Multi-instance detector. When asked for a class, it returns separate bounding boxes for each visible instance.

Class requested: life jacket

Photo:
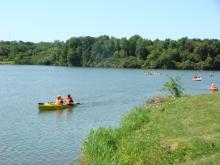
[65,97,73,105]
[56,98,63,105]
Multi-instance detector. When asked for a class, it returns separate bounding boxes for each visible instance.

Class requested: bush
[161,76,184,97]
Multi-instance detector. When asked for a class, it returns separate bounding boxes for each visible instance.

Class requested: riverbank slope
[81,94,220,164]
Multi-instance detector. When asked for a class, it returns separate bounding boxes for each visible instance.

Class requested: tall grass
[81,94,220,165]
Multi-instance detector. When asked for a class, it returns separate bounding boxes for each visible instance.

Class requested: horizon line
[1,35,220,43]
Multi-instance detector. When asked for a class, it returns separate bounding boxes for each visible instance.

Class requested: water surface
[0,65,219,164]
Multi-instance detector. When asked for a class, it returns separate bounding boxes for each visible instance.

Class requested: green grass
[81,94,220,165]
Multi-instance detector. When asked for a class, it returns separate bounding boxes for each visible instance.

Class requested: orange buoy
[210,84,218,91]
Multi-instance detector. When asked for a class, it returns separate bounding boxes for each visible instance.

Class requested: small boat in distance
[144,71,161,76]
[192,75,202,81]
[210,84,218,92]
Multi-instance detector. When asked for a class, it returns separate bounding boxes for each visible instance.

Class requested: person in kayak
[65,94,74,105]
[55,96,64,105]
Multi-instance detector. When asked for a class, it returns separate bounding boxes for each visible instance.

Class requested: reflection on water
[38,108,75,122]
[56,110,62,119]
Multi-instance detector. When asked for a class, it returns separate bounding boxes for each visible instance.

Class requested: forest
[1,35,220,70]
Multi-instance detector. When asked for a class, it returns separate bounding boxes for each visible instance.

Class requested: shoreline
[80,94,220,164]
[1,63,220,71]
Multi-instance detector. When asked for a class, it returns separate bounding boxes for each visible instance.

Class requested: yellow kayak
[38,102,79,111]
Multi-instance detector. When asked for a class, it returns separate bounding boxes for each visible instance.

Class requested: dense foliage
[1,35,220,69]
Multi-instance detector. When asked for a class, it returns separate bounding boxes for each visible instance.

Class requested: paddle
[67,102,81,106]
[38,102,55,105]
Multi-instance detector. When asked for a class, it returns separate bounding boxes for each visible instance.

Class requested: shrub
[161,76,184,97]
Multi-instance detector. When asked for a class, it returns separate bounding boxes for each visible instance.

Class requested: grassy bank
[81,94,220,165]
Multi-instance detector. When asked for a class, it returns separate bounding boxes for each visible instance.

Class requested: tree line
[1,35,220,70]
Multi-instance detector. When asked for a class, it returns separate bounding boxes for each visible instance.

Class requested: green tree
[128,35,142,56]
[80,36,95,66]
[135,38,149,60]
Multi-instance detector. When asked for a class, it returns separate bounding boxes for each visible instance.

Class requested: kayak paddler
[65,94,74,105]
[55,95,64,105]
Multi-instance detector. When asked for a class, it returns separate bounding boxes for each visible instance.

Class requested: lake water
[0,65,219,165]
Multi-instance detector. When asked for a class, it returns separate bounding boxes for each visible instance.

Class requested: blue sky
[0,0,220,42]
